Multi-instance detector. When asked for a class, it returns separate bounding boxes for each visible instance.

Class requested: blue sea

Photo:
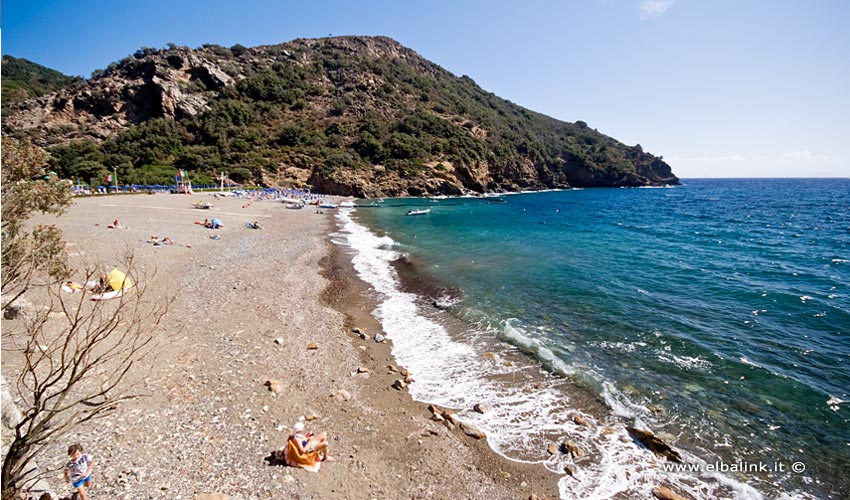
[332,178,850,500]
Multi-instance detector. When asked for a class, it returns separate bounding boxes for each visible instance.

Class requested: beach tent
[84,268,134,301]
[106,268,134,292]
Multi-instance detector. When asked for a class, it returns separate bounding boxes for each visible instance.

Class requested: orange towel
[283,439,321,472]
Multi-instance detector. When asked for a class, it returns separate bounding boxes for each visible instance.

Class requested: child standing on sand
[64,443,94,500]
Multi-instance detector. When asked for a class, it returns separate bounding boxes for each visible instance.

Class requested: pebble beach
[3,192,560,500]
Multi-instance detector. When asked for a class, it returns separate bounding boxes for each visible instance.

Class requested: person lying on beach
[148,235,176,246]
[107,219,121,229]
[203,217,224,229]
[247,221,262,229]
[62,281,84,292]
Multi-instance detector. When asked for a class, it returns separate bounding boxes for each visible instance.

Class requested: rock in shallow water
[652,485,689,500]
[625,426,682,462]
[459,421,486,439]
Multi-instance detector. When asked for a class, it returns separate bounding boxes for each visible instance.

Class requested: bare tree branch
[2,255,173,499]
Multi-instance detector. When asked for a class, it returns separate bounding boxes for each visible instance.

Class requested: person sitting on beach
[278,421,333,468]
[91,273,111,294]
[248,221,262,229]
[107,219,121,229]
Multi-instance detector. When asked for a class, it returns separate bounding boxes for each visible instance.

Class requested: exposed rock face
[4,47,230,143]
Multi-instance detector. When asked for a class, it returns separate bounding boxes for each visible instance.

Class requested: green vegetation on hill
[1,55,82,105]
[1,38,677,195]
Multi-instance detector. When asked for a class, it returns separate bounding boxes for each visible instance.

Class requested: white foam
[740,356,763,368]
[333,209,777,500]
[827,395,847,411]
[500,319,575,376]
[592,340,645,353]
[601,381,648,419]
[657,352,713,372]
[826,396,847,405]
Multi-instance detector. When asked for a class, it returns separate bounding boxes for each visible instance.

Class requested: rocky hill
[1,36,678,196]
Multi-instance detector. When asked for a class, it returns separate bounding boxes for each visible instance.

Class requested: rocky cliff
[2,37,678,196]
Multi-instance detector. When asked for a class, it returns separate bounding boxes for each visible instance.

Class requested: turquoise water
[342,179,849,499]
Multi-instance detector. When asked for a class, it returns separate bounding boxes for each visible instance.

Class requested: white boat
[406,208,431,216]
[319,202,338,209]
[280,197,305,205]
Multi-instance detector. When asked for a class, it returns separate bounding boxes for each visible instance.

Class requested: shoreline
[325,203,824,500]
[2,193,561,500]
[318,212,563,498]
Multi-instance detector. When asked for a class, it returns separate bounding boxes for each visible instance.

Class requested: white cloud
[667,151,846,178]
[781,151,830,161]
[640,0,677,19]
[669,152,831,163]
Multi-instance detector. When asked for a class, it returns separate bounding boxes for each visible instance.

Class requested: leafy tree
[229,167,253,183]
[1,136,72,309]
[386,132,421,160]
[354,132,386,162]
[230,44,249,57]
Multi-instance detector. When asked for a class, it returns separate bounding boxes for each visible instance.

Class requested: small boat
[318,202,338,209]
[406,208,431,216]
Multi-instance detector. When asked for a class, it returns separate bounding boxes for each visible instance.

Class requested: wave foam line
[333,210,783,500]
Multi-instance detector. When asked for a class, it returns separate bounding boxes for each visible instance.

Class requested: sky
[2,0,849,178]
